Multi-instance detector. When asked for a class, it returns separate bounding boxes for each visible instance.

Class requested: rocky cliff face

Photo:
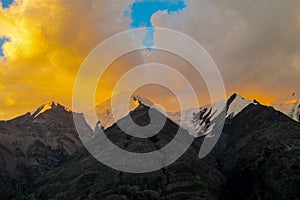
[208,104,300,200]
[1,101,300,199]
[0,102,93,199]
[20,103,226,200]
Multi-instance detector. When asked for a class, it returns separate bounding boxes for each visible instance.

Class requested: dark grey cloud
[152,0,300,101]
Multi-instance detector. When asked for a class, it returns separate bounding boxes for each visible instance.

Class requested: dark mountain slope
[20,103,226,200]
[211,104,300,200]
[0,102,93,199]
[2,101,300,199]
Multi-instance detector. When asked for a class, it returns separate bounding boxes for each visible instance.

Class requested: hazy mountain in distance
[272,92,300,122]
[85,93,258,137]
[85,91,300,140]
[84,92,155,130]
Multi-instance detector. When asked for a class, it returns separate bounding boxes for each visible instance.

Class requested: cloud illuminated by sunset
[0,0,132,119]
[125,0,186,49]
[0,0,299,119]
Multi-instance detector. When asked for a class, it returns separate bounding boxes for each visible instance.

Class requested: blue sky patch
[1,0,14,9]
[0,37,10,60]
[126,0,186,50]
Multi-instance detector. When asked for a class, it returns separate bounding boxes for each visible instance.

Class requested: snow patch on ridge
[86,93,258,136]
[226,94,257,119]
[84,93,156,130]
[168,100,227,136]
[272,92,300,122]
[30,101,69,118]
[167,94,258,136]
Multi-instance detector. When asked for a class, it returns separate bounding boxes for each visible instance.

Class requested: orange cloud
[0,0,132,119]
[0,0,299,120]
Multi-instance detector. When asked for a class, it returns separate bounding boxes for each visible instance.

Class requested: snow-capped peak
[168,94,257,136]
[85,92,260,136]
[272,92,300,122]
[31,101,67,118]
[84,93,155,130]
[226,93,258,119]
[133,96,154,108]
[168,99,227,136]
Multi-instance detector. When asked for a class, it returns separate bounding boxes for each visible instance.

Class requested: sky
[1,0,13,9]
[0,0,299,119]
[0,36,9,57]
[125,0,186,49]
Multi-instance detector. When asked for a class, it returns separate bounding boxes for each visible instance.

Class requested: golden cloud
[0,0,299,119]
[0,0,132,119]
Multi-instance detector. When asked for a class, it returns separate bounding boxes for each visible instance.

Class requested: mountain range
[0,93,299,199]
[85,93,299,135]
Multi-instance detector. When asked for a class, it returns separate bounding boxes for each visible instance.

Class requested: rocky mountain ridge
[0,102,93,199]
[14,100,300,200]
[0,94,299,199]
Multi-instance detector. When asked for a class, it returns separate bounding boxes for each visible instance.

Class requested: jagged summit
[87,93,259,136]
[226,93,258,119]
[86,92,299,136]
[272,92,300,122]
[4,101,72,125]
[85,93,156,130]
[30,101,71,119]
[167,94,258,136]
[0,102,93,199]
[133,95,154,108]
[31,101,58,117]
